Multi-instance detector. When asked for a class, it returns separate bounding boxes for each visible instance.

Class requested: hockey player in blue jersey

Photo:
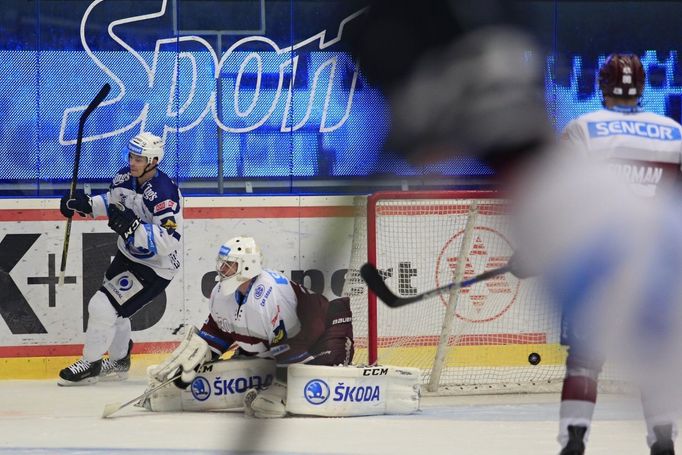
[57,132,183,386]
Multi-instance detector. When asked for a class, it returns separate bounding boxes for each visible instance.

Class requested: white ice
[0,379,666,454]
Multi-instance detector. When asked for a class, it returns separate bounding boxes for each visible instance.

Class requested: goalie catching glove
[150,326,212,384]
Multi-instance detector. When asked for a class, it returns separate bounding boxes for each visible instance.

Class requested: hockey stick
[58,83,111,286]
[101,372,181,418]
[360,262,511,308]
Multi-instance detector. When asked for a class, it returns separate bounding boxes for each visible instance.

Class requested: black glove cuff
[173,376,192,389]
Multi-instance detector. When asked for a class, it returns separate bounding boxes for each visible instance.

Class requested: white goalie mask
[216,236,263,296]
[128,132,164,164]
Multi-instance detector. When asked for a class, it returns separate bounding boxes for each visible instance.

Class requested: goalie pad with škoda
[142,358,276,412]
[286,364,420,417]
[242,364,421,418]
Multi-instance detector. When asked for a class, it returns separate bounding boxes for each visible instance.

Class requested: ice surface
[0,379,665,454]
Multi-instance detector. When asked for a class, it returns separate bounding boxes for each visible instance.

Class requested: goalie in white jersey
[201,237,354,367]
[140,237,420,418]
[57,132,183,386]
[562,53,682,198]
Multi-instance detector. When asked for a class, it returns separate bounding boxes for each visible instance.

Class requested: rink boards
[0,195,564,379]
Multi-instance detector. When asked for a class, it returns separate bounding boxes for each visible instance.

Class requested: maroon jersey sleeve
[272,282,330,364]
[198,315,235,358]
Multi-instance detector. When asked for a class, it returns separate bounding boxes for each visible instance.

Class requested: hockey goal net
[344,191,567,394]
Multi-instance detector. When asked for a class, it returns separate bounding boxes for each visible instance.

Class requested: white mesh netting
[344,191,571,394]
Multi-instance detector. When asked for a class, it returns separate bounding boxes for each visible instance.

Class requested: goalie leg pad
[144,358,276,412]
[285,364,421,417]
[141,366,182,412]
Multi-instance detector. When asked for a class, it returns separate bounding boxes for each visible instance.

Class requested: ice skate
[651,424,675,455]
[57,358,102,386]
[560,425,586,455]
[101,340,133,381]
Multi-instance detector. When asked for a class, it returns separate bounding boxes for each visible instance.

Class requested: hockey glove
[107,202,141,241]
[59,190,92,218]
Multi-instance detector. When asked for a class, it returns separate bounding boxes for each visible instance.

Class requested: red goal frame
[365,190,501,365]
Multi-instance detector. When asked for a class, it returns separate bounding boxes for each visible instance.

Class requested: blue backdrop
[2,1,682,194]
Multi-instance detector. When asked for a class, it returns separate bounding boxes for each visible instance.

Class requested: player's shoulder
[247,272,289,309]
[148,169,180,195]
[256,269,290,287]
[210,282,229,305]
[110,166,133,189]
[638,110,682,127]
[210,282,219,298]
[141,170,181,215]
[572,109,613,123]
[209,284,237,320]
[247,271,291,303]
[562,111,604,134]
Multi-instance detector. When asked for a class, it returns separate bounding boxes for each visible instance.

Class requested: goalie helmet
[128,132,165,164]
[598,53,645,99]
[216,236,263,296]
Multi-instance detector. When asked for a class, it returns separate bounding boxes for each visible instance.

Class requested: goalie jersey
[562,108,682,198]
[199,270,353,365]
[90,166,183,280]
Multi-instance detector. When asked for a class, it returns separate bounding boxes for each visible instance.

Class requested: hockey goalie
[139,237,420,417]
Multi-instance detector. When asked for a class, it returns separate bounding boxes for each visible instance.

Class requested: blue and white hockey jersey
[90,167,183,280]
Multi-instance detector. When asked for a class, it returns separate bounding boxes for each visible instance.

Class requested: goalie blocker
[143,361,420,416]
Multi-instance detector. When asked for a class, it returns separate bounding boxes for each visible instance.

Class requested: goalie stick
[58,83,111,286]
[101,372,181,418]
[360,262,511,308]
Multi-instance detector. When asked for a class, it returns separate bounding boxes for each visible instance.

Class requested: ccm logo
[362,368,388,376]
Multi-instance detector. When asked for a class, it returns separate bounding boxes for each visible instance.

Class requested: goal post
[344,190,568,394]
[428,200,478,393]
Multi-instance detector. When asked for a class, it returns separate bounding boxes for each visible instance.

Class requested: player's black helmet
[598,53,645,99]
[347,0,550,169]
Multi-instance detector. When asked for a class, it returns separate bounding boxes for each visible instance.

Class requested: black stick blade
[360,263,399,307]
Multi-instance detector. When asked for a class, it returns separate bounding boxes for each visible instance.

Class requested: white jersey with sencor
[562,108,682,197]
